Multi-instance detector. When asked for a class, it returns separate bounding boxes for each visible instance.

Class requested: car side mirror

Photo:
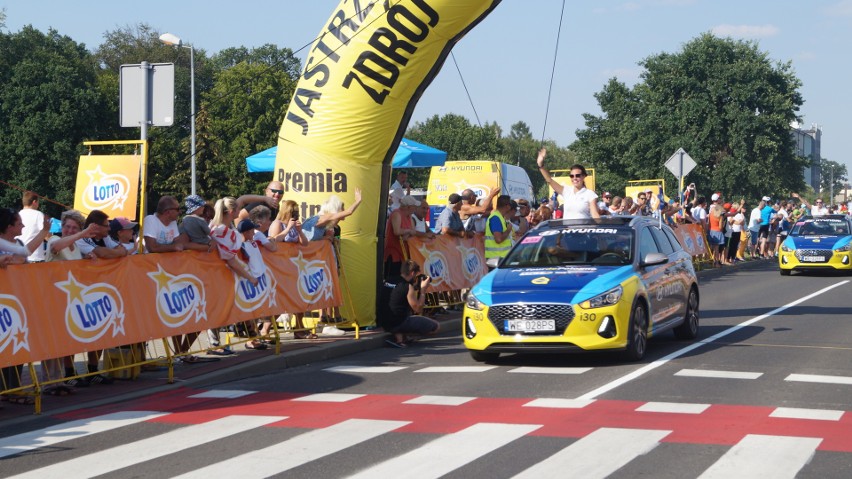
[641,252,668,267]
[486,257,501,269]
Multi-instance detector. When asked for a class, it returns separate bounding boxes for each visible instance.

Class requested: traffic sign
[665,148,696,178]
[119,63,174,128]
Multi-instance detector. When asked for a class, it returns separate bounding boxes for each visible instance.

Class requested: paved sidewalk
[0,313,463,428]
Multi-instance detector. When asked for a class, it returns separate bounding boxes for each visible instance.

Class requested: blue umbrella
[245,138,446,173]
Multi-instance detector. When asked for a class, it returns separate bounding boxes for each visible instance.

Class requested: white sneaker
[319,325,346,337]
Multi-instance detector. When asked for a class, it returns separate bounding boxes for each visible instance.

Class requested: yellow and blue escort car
[463,217,699,362]
[779,215,852,275]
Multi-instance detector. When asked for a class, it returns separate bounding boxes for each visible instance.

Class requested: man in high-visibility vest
[485,195,514,268]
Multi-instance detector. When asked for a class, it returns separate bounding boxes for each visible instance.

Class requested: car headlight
[780,244,793,252]
[835,244,851,252]
[580,286,623,309]
[466,292,486,311]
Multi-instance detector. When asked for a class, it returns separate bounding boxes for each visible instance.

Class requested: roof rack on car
[544,217,635,228]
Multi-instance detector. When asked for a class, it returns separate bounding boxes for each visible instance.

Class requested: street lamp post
[159,32,196,195]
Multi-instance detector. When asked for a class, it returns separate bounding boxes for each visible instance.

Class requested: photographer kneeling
[385,260,441,348]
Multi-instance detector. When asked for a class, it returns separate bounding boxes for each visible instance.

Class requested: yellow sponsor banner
[0,242,340,367]
[276,0,500,324]
[406,235,487,293]
[73,155,142,218]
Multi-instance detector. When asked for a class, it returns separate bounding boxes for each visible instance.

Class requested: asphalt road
[3,261,852,478]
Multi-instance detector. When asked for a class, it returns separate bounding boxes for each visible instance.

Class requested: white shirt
[811,205,829,216]
[560,187,598,219]
[242,238,266,279]
[748,207,762,231]
[105,236,138,254]
[16,208,46,262]
[0,237,30,257]
[389,180,406,211]
[731,213,745,233]
[411,214,427,233]
[692,206,708,224]
[143,214,180,251]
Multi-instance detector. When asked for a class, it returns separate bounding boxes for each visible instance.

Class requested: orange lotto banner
[73,154,142,218]
[671,223,708,257]
[405,235,487,293]
[0,242,340,367]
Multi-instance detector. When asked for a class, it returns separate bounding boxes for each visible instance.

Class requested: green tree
[573,33,806,202]
[0,26,110,214]
[198,53,297,199]
[95,23,218,206]
[404,113,504,187]
[819,159,848,199]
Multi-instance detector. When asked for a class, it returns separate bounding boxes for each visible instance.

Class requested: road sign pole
[140,61,150,142]
[679,150,684,204]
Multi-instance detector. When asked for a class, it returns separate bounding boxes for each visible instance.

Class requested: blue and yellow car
[463,217,699,362]
[779,215,852,275]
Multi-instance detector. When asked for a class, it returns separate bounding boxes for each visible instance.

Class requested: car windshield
[791,218,850,236]
[502,226,634,267]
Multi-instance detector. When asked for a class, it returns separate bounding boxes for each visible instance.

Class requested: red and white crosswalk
[2,387,851,478]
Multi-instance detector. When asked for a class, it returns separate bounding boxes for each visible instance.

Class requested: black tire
[674,287,699,340]
[780,268,791,276]
[623,302,648,361]
[469,350,499,363]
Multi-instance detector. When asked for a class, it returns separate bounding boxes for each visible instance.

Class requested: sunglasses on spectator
[267,188,284,195]
[568,174,584,178]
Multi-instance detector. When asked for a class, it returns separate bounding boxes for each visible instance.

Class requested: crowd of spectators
[1,182,363,404]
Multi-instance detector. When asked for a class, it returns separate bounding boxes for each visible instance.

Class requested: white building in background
[791,121,822,192]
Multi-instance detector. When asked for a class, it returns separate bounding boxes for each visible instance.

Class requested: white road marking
[403,395,477,406]
[0,411,167,459]
[636,401,711,414]
[513,427,671,479]
[324,365,409,373]
[347,422,541,479]
[508,366,592,374]
[785,373,852,385]
[7,415,285,479]
[522,398,595,409]
[698,434,822,479]
[174,419,409,479]
[415,366,498,373]
[770,407,844,421]
[291,393,366,402]
[188,389,257,399]
[576,281,849,400]
[675,369,763,380]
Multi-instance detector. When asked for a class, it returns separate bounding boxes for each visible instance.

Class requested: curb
[1,314,462,431]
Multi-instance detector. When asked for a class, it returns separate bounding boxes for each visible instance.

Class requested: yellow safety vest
[484,210,512,259]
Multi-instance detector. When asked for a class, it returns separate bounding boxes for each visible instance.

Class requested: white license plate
[802,256,826,262]
[505,319,555,332]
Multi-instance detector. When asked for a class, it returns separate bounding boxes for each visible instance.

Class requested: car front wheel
[674,287,699,340]
[624,302,648,361]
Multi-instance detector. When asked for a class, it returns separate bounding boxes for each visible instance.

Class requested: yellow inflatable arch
[275,0,501,323]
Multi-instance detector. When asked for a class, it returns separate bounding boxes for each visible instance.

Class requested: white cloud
[711,24,780,39]
[794,51,817,61]
[821,0,852,16]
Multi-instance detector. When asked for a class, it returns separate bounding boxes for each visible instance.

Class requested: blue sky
[4,0,851,179]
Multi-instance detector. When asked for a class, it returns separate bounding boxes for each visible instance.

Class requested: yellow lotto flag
[73,155,142,218]
[276,0,501,324]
